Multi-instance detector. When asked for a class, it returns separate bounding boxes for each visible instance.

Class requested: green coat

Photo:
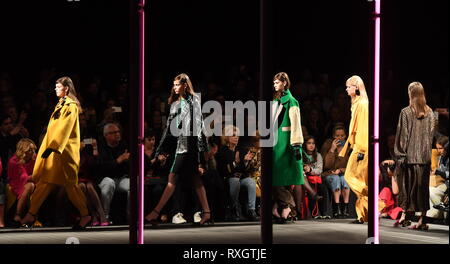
[272,90,304,186]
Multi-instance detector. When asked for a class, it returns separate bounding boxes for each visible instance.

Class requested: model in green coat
[272,74,304,186]
[272,72,304,222]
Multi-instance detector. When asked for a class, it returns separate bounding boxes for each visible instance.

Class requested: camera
[83,138,93,145]
[111,106,123,113]
[382,162,395,172]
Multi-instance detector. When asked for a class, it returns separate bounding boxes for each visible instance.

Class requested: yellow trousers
[344,151,369,222]
[29,181,88,217]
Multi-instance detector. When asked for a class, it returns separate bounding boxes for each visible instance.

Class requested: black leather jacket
[155,94,208,162]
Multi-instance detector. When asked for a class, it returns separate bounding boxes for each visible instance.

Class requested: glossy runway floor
[0,218,447,244]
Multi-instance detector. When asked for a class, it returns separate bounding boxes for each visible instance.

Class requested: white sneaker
[193,211,202,223]
[172,213,187,224]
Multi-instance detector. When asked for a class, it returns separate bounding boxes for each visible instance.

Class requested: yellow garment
[29,182,88,216]
[32,97,80,186]
[431,149,439,171]
[339,96,370,222]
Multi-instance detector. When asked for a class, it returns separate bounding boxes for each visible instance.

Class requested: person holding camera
[320,125,351,218]
[378,160,403,220]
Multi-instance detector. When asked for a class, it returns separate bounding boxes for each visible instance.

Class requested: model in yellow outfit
[339,75,370,223]
[21,77,91,229]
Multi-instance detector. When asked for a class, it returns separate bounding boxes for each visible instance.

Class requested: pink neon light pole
[372,0,381,244]
[138,0,145,244]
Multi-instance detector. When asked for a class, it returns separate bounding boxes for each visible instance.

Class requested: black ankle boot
[341,203,350,218]
[232,207,241,222]
[333,203,341,218]
[247,209,259,221]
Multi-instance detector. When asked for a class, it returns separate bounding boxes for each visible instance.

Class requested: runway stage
[0,218,447,244]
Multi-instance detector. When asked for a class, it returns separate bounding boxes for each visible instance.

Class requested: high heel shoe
[393,219,411,227]
[275,207,293,224]
[193,211,214,226]
[21,212,37,229]
[409,223,428,231]
[145,209,160,226]
[11,213,23,228]
[72,215,92,231]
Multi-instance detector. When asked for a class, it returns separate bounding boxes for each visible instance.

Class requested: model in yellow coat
[339,75,370,223]
[21,77,91,229]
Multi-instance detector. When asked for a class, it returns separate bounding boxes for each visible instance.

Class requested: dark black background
[0,0,448,107]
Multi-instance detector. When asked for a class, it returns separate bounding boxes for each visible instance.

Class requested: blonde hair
[221,125,240,146]
[408,81,431,119]
[15,138,37,164]
[346,75,368,103]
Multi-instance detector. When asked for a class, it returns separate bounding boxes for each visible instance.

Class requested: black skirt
[397,163,430,212]
[170,153,198,177]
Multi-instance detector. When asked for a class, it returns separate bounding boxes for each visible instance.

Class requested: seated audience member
[1,114,24,176]
[201,136,227,222]
[0,158,4,227]
[217,125,257,221]
[1,114,26,227]
[5,106,29,138]
[320,125,351,218]
[427,136,448,219]
[239,133,261,221]
[78,138,108,226]
[7,138,37,225]
[97,123,130,224]
[143,129,169,223]
[378,160,403,220]
[302,135,330,219]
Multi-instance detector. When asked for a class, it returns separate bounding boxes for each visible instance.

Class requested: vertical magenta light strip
[138,0,146,244]
[373,0,381,244]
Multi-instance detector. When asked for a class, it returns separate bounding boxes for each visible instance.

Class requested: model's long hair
[273,72,291,100]
[346,75,368,103]
[408,82,431,119]
[168,73,195,105]
[15,138,36,164]
[56,76,82,112]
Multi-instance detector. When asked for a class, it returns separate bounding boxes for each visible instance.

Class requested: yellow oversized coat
[339,96,369,222]
[32,97,80,186]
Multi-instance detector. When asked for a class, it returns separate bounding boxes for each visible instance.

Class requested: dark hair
[144,129,155,140]
[273,72,291,100]
[332,124,346,136]
[168,73,195,105]
[56,76,82,112]
[437,136,448,148]
[302,135,318,163]
[0,114,11,124]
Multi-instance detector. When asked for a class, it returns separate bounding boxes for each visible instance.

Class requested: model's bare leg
[193,173,211,224]
[145,172,177,221]
[15,182,36,222]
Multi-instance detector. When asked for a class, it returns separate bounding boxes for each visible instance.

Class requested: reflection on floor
[0,218,448,244]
